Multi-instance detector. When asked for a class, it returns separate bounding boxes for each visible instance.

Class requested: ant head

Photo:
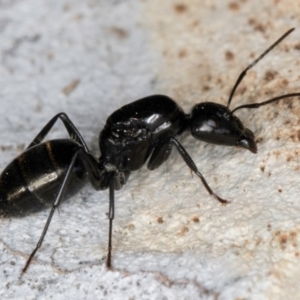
[189,102,257,153]
[189,29,297,154]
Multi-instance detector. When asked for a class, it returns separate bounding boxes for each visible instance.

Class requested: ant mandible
[0,28,299,274]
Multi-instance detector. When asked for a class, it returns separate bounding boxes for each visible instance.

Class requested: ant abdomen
[0,139,87,218]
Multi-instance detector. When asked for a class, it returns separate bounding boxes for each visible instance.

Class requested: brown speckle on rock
[0,145,13,152]
[178,49,188,58]
[247,18,266,33]
[174,4,187,14]
[256,137,263,144]
[228,2,239,11]
[127,223,135,230]
[17,144,25,152]
[280,78,289,87]
[177,226,189,236]
[202,85,210,91]
[294,42,300,51]
[110,27,128,39]
[264,70,278,82]
[279,233,288,249]
[192,216,199,223]
[157,217,164,224]
[225,50,234,61]
[62,79,80,96]
[191,20,199,27]
[290,232,298,247]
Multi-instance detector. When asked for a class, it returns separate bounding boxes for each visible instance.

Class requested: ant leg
[73,153,119,268]
[147,141,172,170]
[21,149,82,274]
[106,175,115,269]
[170,137,228,204]
[26,113,89,152]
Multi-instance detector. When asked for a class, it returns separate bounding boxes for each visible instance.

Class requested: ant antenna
[231,93,300,114]
[226,28,295,109]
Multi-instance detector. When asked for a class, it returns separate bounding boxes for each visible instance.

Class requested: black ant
[0,28,299,274]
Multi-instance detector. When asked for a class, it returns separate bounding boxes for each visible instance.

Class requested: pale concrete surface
[0,1,300,299]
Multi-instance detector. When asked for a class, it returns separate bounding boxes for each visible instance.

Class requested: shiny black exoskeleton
[1,28,299,274]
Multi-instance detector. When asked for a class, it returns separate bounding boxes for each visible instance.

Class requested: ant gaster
[0,28,299,274]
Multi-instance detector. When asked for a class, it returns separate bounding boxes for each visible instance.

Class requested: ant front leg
[170,137,228,204]
[27,112,89,151]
